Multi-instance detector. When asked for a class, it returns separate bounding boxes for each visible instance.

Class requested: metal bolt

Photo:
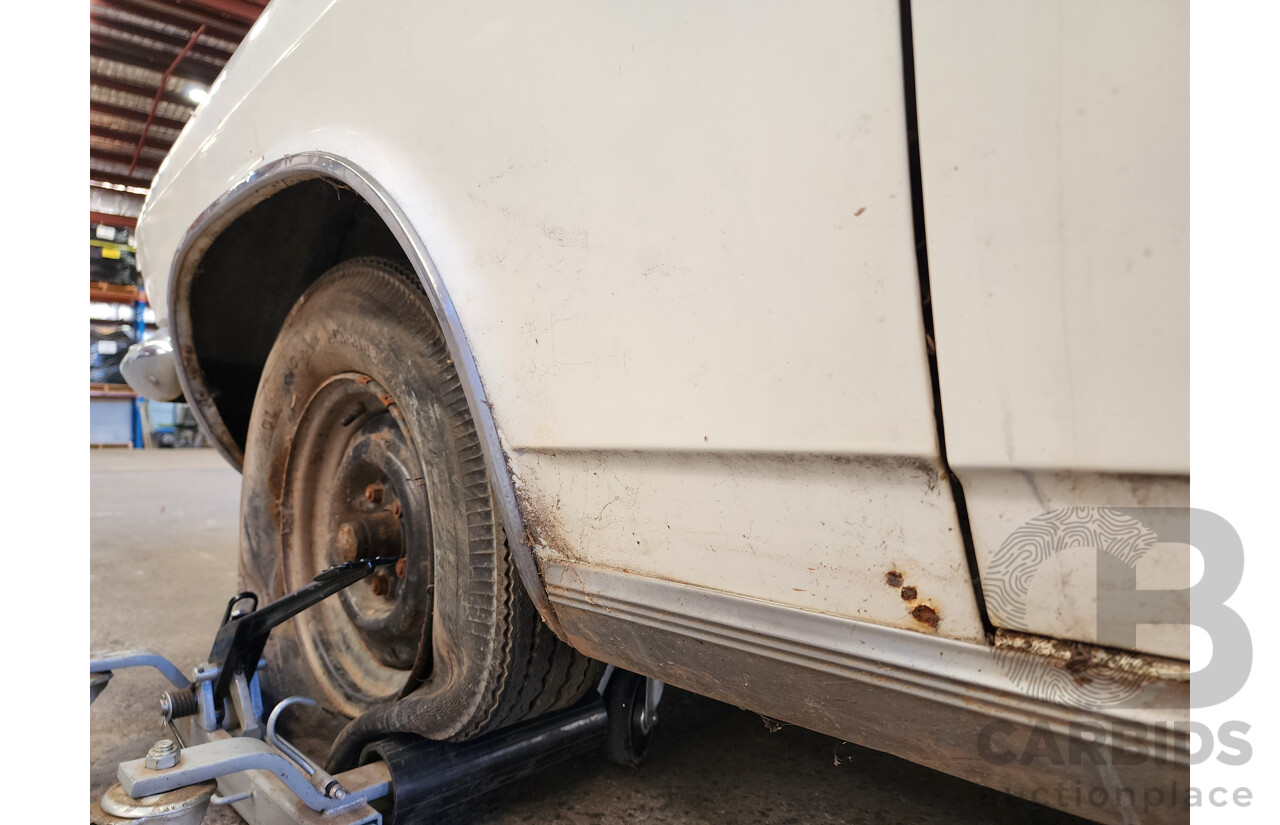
[389,500,402,518]
[395,557,408,578]
[145,738,181,770]
[336,523,359,561]
[325,781,348,800]
[364,483,384,504]
[370,574,390,597]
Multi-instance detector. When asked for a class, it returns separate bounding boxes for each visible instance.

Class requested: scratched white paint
[511,449,986,642]
[137,0,989,644]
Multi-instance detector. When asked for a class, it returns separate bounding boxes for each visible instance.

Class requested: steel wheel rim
[280,372,433,716]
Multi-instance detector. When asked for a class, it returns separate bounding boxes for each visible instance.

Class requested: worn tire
[238,257,602,764]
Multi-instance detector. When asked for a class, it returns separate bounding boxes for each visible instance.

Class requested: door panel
[912,0,1190,657]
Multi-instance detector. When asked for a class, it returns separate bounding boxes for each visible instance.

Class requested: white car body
[135,2,1189,822]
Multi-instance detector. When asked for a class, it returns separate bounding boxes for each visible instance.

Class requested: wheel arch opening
[168,156,565,638]
[175,176,411,466]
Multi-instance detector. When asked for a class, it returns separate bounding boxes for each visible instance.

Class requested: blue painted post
[132,293,147,448]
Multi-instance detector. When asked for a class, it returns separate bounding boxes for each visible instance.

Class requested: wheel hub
[280,373,433,714]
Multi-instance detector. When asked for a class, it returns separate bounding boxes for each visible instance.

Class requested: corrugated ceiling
[89,0,265,221]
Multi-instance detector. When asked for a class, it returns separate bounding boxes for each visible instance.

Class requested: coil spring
[161,689,199,721]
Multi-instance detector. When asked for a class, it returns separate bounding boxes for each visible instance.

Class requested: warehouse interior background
[89,0,265,448]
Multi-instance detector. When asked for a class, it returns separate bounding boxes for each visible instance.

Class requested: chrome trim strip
[542,558,1189,761]
[546,558,1190,823]
[165,153,561,635]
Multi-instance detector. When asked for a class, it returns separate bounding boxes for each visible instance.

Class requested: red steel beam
[90,211,139,229]
[128,24,206,175]
[174,0,263,23]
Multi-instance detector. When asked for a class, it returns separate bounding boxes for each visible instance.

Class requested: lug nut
[145,738,181,770]
[364,483,384,504]
[389,500,402,518]
[370,574,390,596]
[395,557,408,578]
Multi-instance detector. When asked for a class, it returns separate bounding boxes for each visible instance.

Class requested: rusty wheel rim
[281,373,433,716]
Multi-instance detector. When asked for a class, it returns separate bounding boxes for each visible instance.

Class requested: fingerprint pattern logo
[992,643,1152,708]
[985,507,1158,708]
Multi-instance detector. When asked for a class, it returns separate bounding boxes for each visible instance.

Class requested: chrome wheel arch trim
[165,152,563,636]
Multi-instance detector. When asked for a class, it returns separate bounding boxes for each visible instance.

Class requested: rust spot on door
[911,604,940,628]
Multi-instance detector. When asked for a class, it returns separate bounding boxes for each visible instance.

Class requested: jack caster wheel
[604,669,663,767]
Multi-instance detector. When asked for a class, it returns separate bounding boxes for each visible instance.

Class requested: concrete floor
[90,450,1088,825]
